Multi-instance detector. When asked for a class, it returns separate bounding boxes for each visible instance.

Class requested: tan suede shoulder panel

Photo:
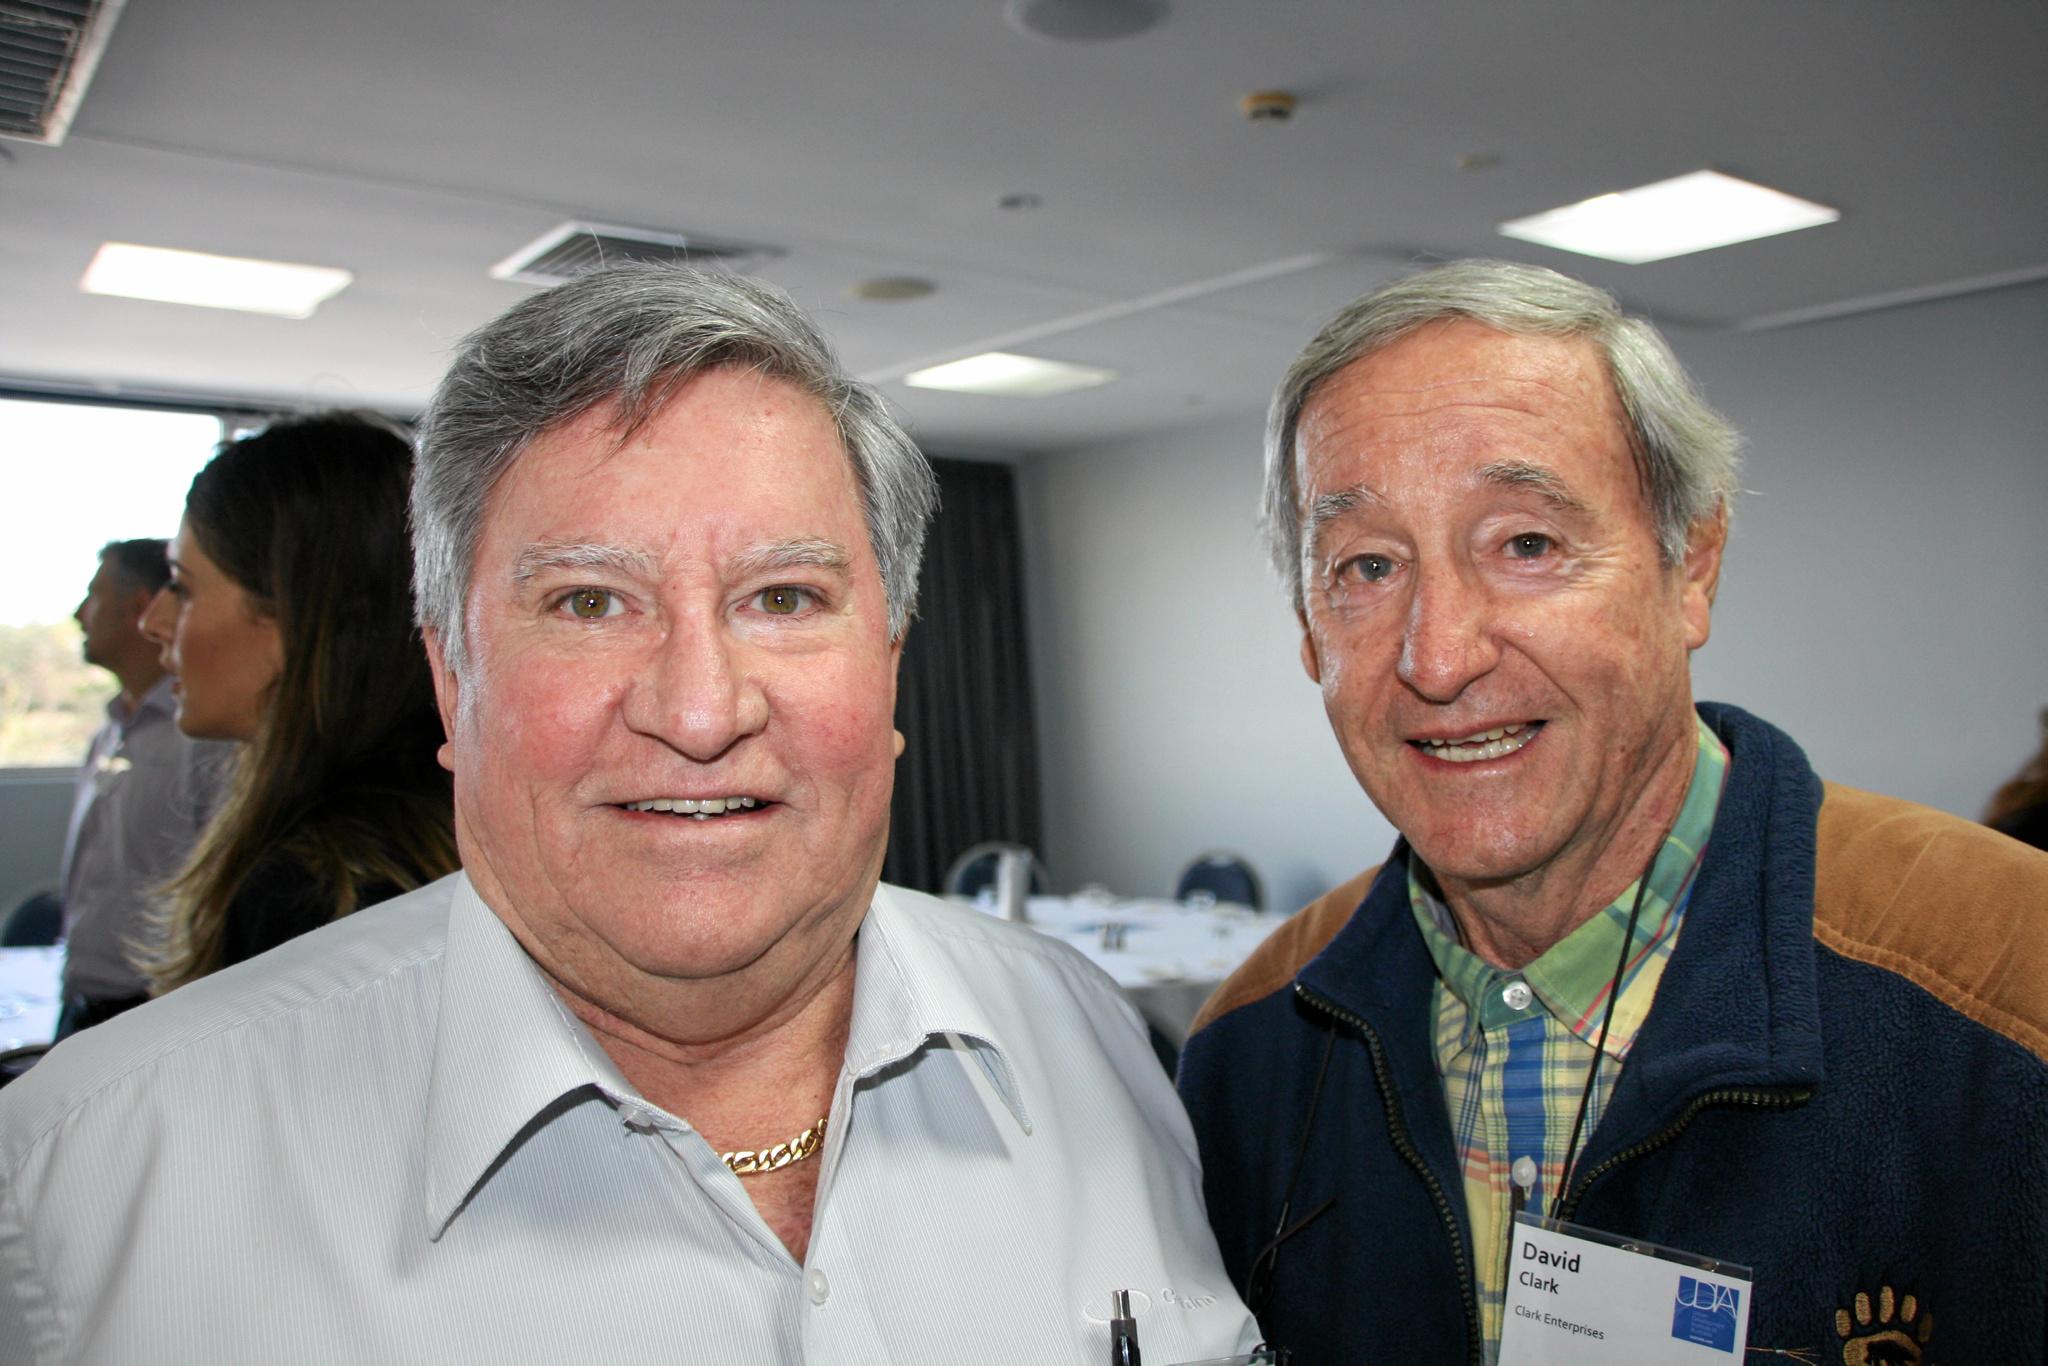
[1814,781,2048,1065]
[1187,866,1382,1037]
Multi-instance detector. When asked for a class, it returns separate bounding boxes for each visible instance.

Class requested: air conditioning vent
[489,221,783,287]
[0,0,125,145]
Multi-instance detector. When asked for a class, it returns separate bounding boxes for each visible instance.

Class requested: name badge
[1497,1213,1752,1364]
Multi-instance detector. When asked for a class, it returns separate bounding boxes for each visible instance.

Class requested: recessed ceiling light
[1498,170,1839,264]
[80,243,353,318]
[904,352,1115,397]
[1004,0,1169,42]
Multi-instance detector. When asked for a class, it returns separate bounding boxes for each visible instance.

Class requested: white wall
[1019,414,1399,913]
[1018,282,2048,908]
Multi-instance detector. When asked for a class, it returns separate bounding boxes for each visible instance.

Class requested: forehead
[482,368,865,554]
[1295,320,1635,497]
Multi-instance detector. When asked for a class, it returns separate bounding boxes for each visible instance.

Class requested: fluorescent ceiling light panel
[80,243,353,318]
[1498,170,1840,264]
[903,351,1116,397]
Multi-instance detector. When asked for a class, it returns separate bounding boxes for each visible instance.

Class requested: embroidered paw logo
[1834,1286,1931,1364]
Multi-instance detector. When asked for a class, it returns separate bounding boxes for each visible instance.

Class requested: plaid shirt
[1407,717,1730,1352]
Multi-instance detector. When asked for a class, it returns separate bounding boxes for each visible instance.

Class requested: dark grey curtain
[883,458,1042,892]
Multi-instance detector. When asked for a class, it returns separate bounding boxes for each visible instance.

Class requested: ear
[1297,608,1323,685]
[422,627,461,773]
[1678,504,1728,651]
[886,629,907,757]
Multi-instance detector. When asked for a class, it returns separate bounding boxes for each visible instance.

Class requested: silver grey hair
[1262,259,1741,607]
[413,264,938,672]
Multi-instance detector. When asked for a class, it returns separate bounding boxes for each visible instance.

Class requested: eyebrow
[509,541,658,586]
[727,537,853,580]
[1303,485,1380,564]
[1478,460,1591,515]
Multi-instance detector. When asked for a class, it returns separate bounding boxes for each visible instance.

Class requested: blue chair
[0,1045,50,1088]
[1173,852,1264,912]
[1,891,62,948]
[943,842,1049,900]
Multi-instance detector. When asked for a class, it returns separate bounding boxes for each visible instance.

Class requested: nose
[1395,563,1501,703]
[138,587,174,650]
[625,612,769,761]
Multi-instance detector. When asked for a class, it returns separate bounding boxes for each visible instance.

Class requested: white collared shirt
[0,874,1258,1364]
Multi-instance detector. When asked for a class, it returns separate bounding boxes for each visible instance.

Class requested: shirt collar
[420,878,1032,1238]
[1409,714,1731,1059]
[844,885,1032,1135]
[420,874,640,1238]
[108,675,176,730]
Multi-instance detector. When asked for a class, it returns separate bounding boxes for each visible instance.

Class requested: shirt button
[1502,980,1533,1011]
[806,1268,830,1305]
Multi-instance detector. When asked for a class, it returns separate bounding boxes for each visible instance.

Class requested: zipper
[1297,983,1484,1366]
[1557,1085,1815,1221]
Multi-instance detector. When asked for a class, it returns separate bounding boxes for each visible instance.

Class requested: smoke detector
[1239,90,1297,123]
[490,221,783,287]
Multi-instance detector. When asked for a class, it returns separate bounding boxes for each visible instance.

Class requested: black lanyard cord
[1246,1016,1340,1315]
[1550,843,1660,1221]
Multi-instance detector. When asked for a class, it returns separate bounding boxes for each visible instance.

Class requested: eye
[1341,554,1396,584]
[559,588,621,620]
[1505,533,1553,559]
[755,585,814,616]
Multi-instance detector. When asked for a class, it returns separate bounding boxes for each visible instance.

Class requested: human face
[1293,320,1723,900]
[138,521,284,741]
[429,367,903,1024]
[75,558,150,671]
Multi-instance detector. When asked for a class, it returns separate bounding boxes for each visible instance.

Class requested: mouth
[617,795,770,821]
[1411,721,1542,764]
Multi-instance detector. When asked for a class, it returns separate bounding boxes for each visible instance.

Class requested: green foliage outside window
[0,622,107,768]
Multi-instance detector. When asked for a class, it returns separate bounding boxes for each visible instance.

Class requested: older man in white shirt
[0,266,1260,1364]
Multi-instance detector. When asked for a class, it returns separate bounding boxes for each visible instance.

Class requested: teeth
[626,796,761,815]
[1418,723,1537,764]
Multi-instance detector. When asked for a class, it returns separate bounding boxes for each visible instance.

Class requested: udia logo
[1671,1275,1742,1353]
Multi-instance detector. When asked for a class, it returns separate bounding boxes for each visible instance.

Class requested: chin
[1406,824,1558,887]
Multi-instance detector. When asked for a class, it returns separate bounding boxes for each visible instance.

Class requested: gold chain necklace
[719,1115,828,1177]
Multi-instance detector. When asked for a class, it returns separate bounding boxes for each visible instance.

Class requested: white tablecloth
[0,946,64,1050]
[970,894,1281,1047]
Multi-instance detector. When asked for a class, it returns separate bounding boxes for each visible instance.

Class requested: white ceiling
[6,0,2045,456]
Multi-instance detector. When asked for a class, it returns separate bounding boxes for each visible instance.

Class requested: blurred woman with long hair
[138,412,457,993]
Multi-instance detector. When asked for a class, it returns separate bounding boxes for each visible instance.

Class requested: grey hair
[1261,259,1741,608]
[412,264,938,673]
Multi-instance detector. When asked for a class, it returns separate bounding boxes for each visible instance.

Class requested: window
[0,397,225,768]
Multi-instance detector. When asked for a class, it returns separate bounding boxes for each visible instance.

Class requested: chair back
[943,842,1049,900]
[1,892,61,948]
[0,1045,51,1088]
[1174,851,1264,911]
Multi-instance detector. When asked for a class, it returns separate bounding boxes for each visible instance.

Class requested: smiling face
[137,521,283,741]
[1293,319,1723,905]
[429,366,903,1029]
